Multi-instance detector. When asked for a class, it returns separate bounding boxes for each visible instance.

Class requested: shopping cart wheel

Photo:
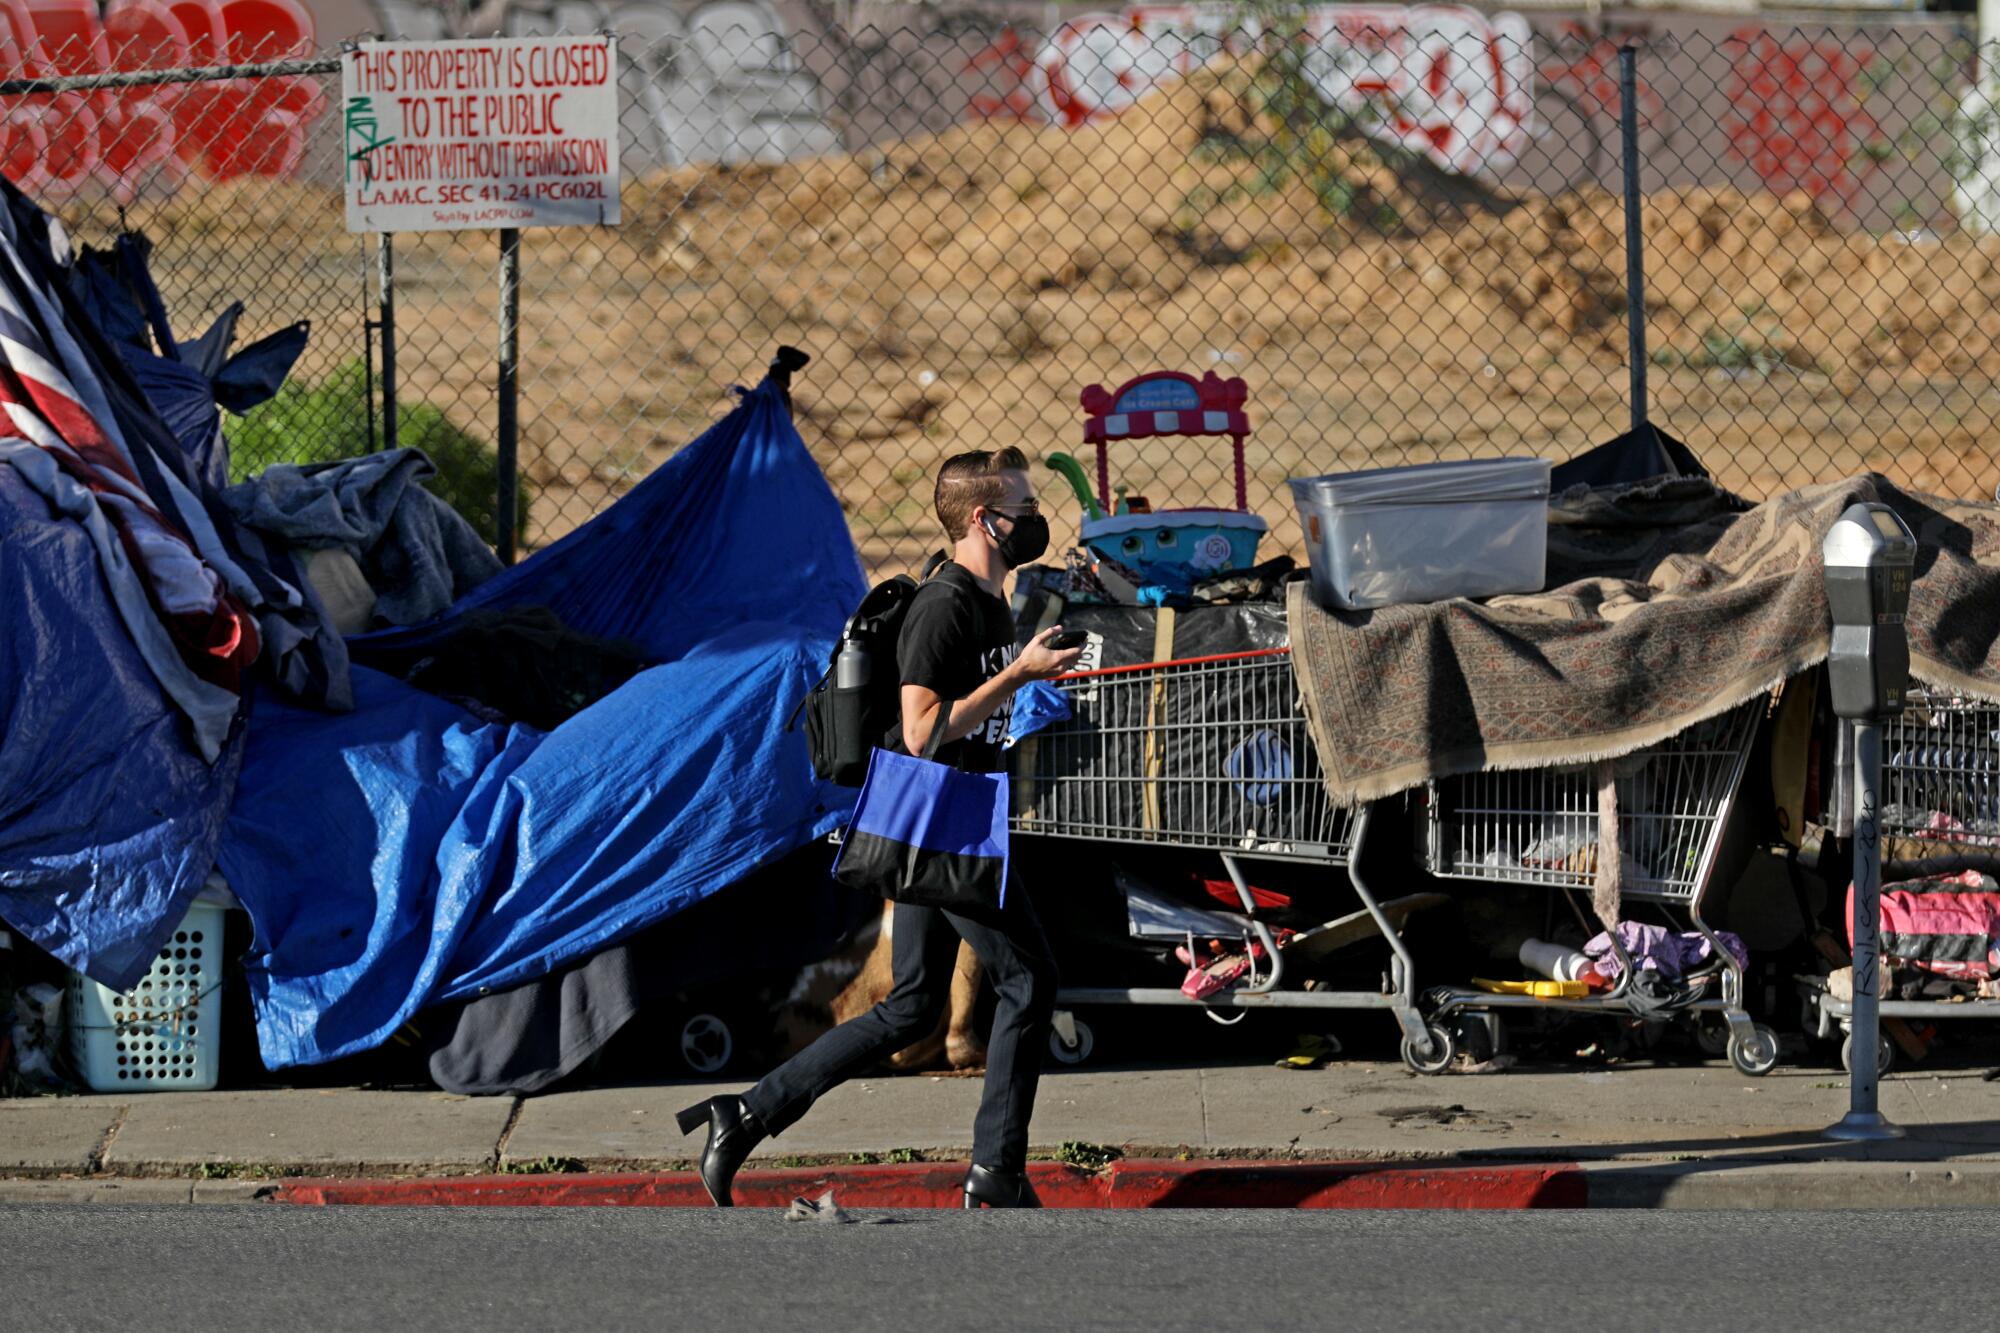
[1400,1023,1457,1076]
[1727,1023,1780,1077]
[1840,1032,1895,1077]
[1458,1012,1504,1064]
[1694,1015,1730,1058]
[676,1011,736,1076]
[1049,1017,1095,1066]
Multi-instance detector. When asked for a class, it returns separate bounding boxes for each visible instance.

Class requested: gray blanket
[222,448,501,628]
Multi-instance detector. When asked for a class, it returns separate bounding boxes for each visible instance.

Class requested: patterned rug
[1289,474,2000,805]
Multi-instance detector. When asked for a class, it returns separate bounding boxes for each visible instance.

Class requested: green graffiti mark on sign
[345,95,395,185]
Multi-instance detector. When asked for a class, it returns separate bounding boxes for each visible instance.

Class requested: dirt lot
[90,66,2000,576]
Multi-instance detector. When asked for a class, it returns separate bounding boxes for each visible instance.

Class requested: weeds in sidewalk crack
[85,1105,129,1174]
[489,1095,527,1171]
[497,1155,584,1175]
[1053,1141,1123,1170]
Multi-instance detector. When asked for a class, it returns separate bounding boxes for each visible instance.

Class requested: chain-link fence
[11,9,2000,580]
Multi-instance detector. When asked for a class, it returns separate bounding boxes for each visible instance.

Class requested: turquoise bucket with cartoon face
[1080,509,1267,582]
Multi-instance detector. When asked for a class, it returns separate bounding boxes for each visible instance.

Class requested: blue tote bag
[831,701,1009,911]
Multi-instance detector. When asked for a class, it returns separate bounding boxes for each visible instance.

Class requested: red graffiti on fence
[1720,26,1880,204]
[1,0,323,199]
[1029,5,1534,175]
[961,23,1037,122]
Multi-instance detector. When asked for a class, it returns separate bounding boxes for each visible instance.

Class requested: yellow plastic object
[1470,977,1592,999]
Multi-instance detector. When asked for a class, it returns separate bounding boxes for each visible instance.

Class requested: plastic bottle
[1518,938,1594,983]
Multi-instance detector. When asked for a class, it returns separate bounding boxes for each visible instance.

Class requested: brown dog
[774,901,987,1071]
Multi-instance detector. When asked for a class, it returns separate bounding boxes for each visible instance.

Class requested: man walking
[678,446,1084,1208]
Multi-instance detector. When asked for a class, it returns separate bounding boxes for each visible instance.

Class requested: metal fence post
[379,233,398,450]
[497,227,521,565]
[1619,44,1648,433]
[362,239,377,455]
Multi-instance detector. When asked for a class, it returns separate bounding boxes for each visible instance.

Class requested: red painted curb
[273,1160,1586,1210]
[1105,1161,1586,1209]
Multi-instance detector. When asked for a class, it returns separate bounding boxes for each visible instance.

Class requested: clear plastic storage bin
[67,903,224,1092]
[1289,458,1551,610]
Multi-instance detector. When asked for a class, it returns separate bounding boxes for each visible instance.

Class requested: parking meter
[1823,503,1916,722]
[1822,502,1914,1143]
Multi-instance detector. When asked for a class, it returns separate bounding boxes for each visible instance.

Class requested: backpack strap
[921,549,950,580]
[921,698,956,760]
[783,682,814,733]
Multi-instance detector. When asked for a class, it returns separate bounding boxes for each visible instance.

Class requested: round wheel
[1458,1013,1504,1064]
[1840,1032,1895,1077]
[1400,1022,1457,1075]
[1049,1017,1095,1066]
[1695,1015,1730,1058]
[676,1012,735,1076]
[1727,1023,1780,1077]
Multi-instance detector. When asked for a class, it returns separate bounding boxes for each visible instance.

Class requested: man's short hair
[934,446,1028,541]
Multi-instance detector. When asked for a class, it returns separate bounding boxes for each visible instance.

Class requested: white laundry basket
[67,903,225,1092]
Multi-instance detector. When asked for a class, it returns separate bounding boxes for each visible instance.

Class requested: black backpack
[796,552,949,787]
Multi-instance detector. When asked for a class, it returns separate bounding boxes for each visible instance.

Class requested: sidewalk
[6,1060,1999,1208]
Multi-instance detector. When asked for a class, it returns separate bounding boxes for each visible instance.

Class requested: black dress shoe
[962,1164,1042,1210]
[675,1095,766,1207]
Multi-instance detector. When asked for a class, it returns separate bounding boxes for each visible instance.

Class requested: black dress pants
[743,887,1057,1173]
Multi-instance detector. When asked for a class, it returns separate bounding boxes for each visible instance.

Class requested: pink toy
[1079,369,1251,514]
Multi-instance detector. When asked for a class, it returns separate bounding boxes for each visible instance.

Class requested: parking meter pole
[1821,501,1915,1143]
[1828,717,1895,1139]
[1831,718,1855,837]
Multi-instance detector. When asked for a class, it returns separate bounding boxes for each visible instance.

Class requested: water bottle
[834,637,870,692]
[831,636,871,780]
[1518,937,1593,983]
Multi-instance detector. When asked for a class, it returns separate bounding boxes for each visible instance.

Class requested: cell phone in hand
[1046,629,1088,651]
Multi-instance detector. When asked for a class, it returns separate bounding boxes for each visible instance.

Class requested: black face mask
[986,512,1050,568]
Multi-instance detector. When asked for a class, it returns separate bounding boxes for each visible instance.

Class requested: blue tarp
[217,378,868,1067]
[0,465,242,988]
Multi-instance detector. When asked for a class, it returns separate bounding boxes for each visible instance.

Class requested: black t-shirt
[894,562,1017,773]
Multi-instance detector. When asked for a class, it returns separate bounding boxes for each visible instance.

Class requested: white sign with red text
[343,37,620,233]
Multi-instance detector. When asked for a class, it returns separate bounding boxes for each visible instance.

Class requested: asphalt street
[4,1204,1988,1331]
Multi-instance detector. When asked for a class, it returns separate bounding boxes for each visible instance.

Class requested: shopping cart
[1010,647,1436,1064]
[1801,686,2000,1072]
[1877,689,2000,854]
[1418,696,1779,1076]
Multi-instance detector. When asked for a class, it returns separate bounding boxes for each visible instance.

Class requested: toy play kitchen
[1051,371,1268,594]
